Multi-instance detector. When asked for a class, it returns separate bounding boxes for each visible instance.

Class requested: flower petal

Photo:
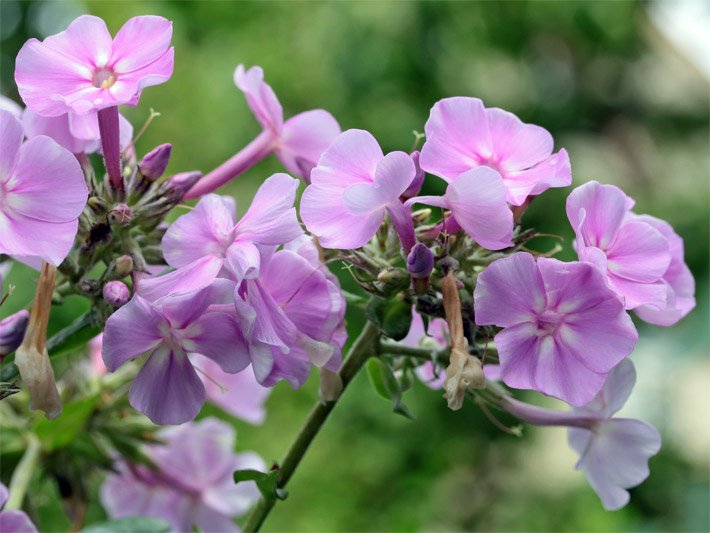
[234,65,283,133]
[309,129,383,188]
[1,110,24,177]
[139,256,225,302]
[566,181,629,250]
[607,221,670,283]
[503,149,572,206]
[110,16,173,73]
[485,107,553,172]
[278,109,341,181]
[183,312,251,373]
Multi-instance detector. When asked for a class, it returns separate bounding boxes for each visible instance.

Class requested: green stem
[5,433,41,510]
[379,339,448,361]
[243,321,381,532]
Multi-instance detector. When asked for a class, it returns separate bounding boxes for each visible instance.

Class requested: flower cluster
[0,12,697,527]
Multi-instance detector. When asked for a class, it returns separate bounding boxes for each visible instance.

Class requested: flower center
[535,310,565,337]
[93,68,116,89]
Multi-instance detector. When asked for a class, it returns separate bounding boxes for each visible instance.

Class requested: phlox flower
[401,311,448,389]
[101,417,264,532]
[502,360,661,510]
[141,173,303,300]
[301,129,417,251]
[235,235,347,388]
[0,109,87,266]
[566,180,694,325]
[474,252,638,406]
[185,65,340,198]
[15,15,173,116]
[419,97,571,206]
[102,279,250,424]
[0,483,37,533]
[192,355,271,425]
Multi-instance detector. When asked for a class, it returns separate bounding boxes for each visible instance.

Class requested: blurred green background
[1,1,708,531]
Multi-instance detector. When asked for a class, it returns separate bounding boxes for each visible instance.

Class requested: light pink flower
[301,129,417,251]
[474,253,638,406]
[101,418,264,532]
[141,173,303,300]
[192,355,271,425]
[419,96,571,206]
[407,166,514,250]
[15,15,173,116]
[502,360,661,510]
[401,311,448,389]
[0,483,38,532]
[0,109,87,266]
[185,65,340,198]
[566,181,693,323]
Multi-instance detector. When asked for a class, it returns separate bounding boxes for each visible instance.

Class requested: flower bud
[163,171,202,199]
[401,151,425,200]
[113,255,134,278]
[0,310,30,359]
[108,203,132,226]
[139,143,172,180]
[407,243,435,279]
[103,281,130,307]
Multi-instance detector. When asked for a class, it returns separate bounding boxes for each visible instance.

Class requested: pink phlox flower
[101,418,264,532]
[401,310,448,389]
[566,360,661,510]
[419,96,571,206]
[0,109,87,266]
[235,235,347,388]
[566,181,685,317]
[141,173,303,300]
[234,65,341,181]
[474,252,638,406]
[191,355,271,425]
[301,129,417,250]
[0,483,38,532]
[15,15,173,116]
[102,279,250,424]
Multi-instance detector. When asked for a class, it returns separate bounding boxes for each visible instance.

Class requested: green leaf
[33,394,100,452]
[365,296,412,341]
[365,358,416,420]
[234,469,288,501]
[82,517,171,533]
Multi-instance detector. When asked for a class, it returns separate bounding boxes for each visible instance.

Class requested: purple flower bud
[164,171,203,199]
[109,203,132,226]
[401,151,425,201]
[407,242,435,279]
[139,143,172,180]
[103,281,130,307]
[0,310,30,359]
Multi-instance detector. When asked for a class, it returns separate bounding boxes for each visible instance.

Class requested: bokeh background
[1,1,708,531]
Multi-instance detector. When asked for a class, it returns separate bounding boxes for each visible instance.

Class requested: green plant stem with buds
[243,321,381,532]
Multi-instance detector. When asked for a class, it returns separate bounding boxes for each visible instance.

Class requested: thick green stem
[243,321,381,532]
[379,339,448,361]
[5,433,41,510]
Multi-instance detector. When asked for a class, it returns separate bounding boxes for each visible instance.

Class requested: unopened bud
[163,171,202,200]
[0,310,30,359]
[112,255,134,278]
[401,151,425,201]
[103,281,130,307]
[407,243,435,279]
[108,203,132,226]
[376,268,409,294]
[139,143,172,180]
[87,196,108,215]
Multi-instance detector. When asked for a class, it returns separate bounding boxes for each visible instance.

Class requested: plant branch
[243,321,381,532]
[378,339,448,362]
[5,433,41,510]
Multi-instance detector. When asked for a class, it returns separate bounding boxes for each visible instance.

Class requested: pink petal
[445,167,514,250]
[485,107,553,172]
[139,256,225,302]
[309,129,383,188]
[163,194,236,268]
[607,275,668,310]
[607,221,670,283]
[504,149,572,206]
[0,110,23,179]
[235,173,302,245]
[108,47,174,106]
[566,181,629,250]
[0,215,78,267]
[234,65,283,133]
[110,16,173,73]
[419,97,491,181]
[577,359,637,419]
[102,295,166,371]
[301,183,384,249]
[157,279,234,329]
[225,240,261,282]
[129,346,205,425]
[240,280,298,351]
[474,252,546,327]
[277,109,341,181]
[183,312,251,373]
[23,109,97,154]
